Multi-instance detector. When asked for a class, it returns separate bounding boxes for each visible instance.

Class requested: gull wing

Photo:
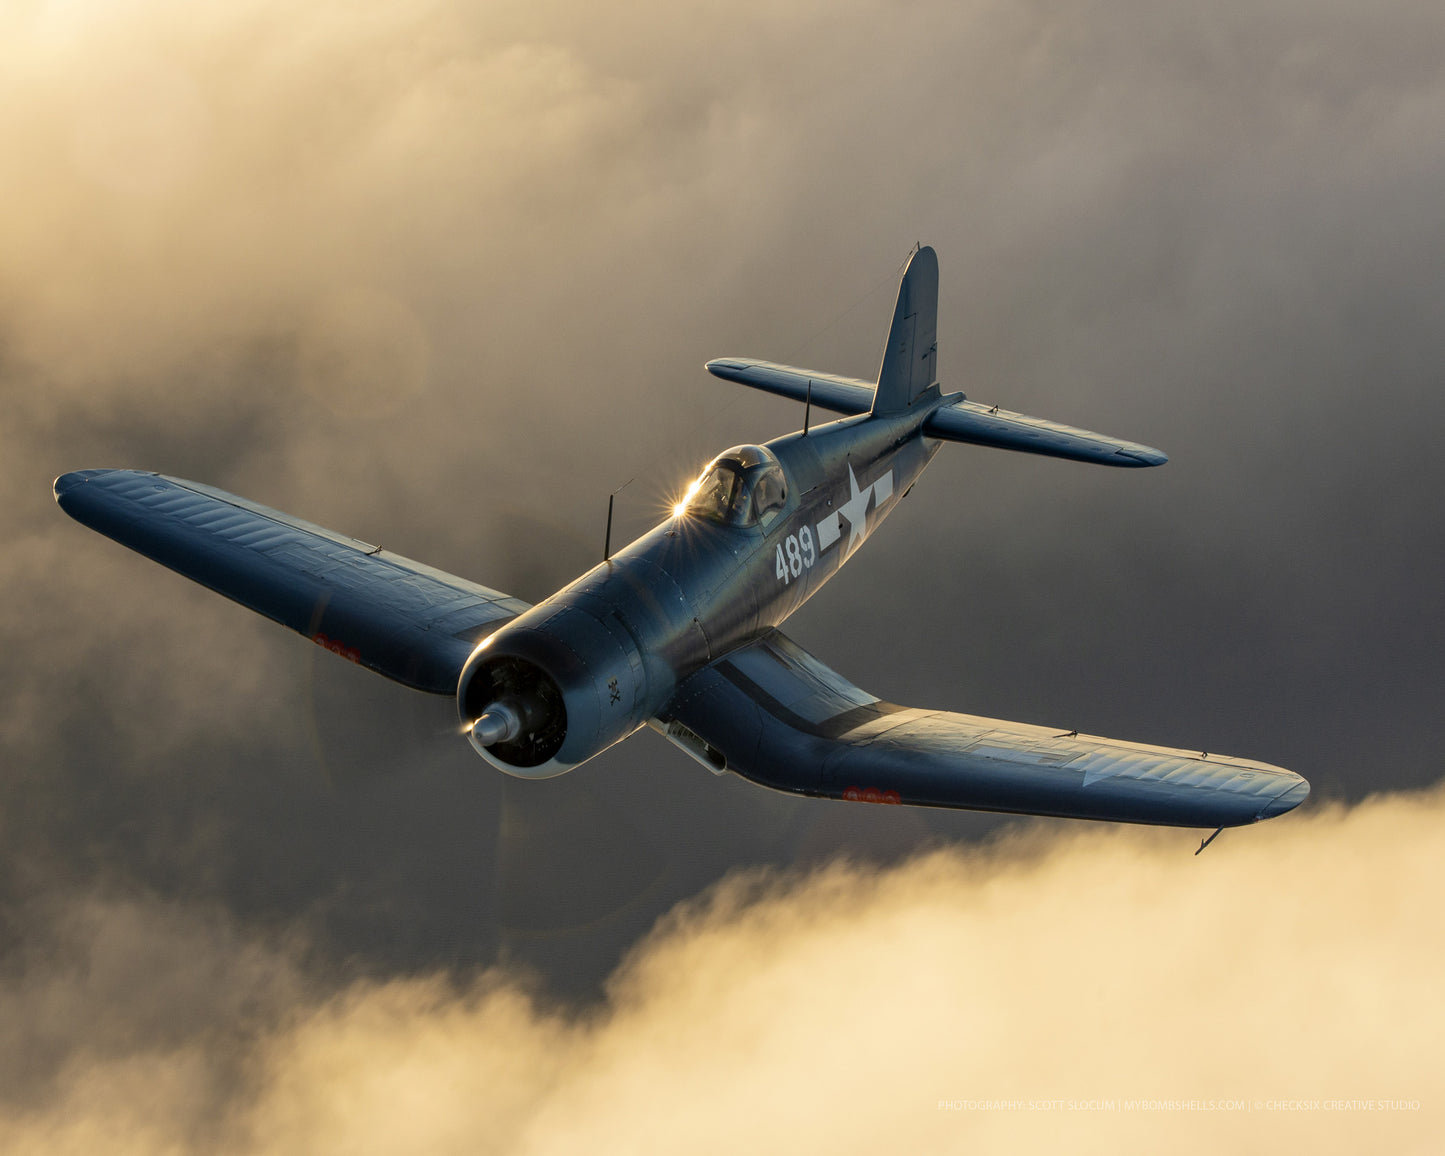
[54,469,529,695]
[705,358,1167,467]
[661,630,1308,828]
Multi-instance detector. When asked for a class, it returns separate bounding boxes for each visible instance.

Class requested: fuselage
[458,395,953,775]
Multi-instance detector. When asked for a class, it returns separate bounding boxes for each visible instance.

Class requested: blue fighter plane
[55,247,1309,833]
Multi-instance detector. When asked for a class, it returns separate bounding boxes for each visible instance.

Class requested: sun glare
[672,478,702,517]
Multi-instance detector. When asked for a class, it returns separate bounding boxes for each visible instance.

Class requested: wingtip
[1258,775,1311,820]
[54,469,101,507]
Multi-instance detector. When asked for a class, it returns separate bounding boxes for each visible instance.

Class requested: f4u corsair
[56,247,1308,832]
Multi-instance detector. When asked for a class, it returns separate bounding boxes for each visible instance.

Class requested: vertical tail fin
[871,245,938,415]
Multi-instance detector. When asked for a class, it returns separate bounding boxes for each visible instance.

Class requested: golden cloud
[1,787,1439,1153]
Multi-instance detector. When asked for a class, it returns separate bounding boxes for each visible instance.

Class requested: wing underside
[705,358,1168,467]
[54,469,529,694]
[663,631,1308,828]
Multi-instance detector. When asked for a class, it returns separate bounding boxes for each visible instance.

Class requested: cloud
[0,786,1439,1154]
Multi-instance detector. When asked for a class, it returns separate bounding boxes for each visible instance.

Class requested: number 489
[775,525,816,584]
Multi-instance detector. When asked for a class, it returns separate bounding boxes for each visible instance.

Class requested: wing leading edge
[662,631,1309,828]
[705,358,1167,467]
[54,469,529,694]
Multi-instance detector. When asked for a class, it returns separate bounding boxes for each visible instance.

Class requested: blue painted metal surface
[666,631,1307,826]
[54,469,528,694]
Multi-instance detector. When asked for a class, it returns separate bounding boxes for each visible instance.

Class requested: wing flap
[55,469,529,694]
[664,631,1308,828]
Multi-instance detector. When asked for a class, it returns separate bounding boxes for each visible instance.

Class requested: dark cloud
[2,0,1442,1143]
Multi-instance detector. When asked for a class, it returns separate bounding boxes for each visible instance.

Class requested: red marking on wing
[842,786,901,805]
[313,632,360,664]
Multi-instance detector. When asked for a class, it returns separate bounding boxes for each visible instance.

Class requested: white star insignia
[837,463,872,551]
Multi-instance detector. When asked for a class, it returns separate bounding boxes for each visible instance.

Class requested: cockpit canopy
[682,444,788,528]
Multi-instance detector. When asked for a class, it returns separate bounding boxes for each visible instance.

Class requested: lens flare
[672,478,702,517]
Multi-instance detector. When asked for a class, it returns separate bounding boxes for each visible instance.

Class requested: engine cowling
[456,602,650,778]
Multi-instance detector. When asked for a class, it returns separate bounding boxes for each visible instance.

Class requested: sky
[2,0,1442,1150]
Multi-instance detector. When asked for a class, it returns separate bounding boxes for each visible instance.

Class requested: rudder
[871,245,938,415]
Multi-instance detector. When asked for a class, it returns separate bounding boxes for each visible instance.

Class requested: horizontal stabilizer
[705,358,1167,467]
[54,469,529,694]
[707,358,874,413]
[923,397,1168,466]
